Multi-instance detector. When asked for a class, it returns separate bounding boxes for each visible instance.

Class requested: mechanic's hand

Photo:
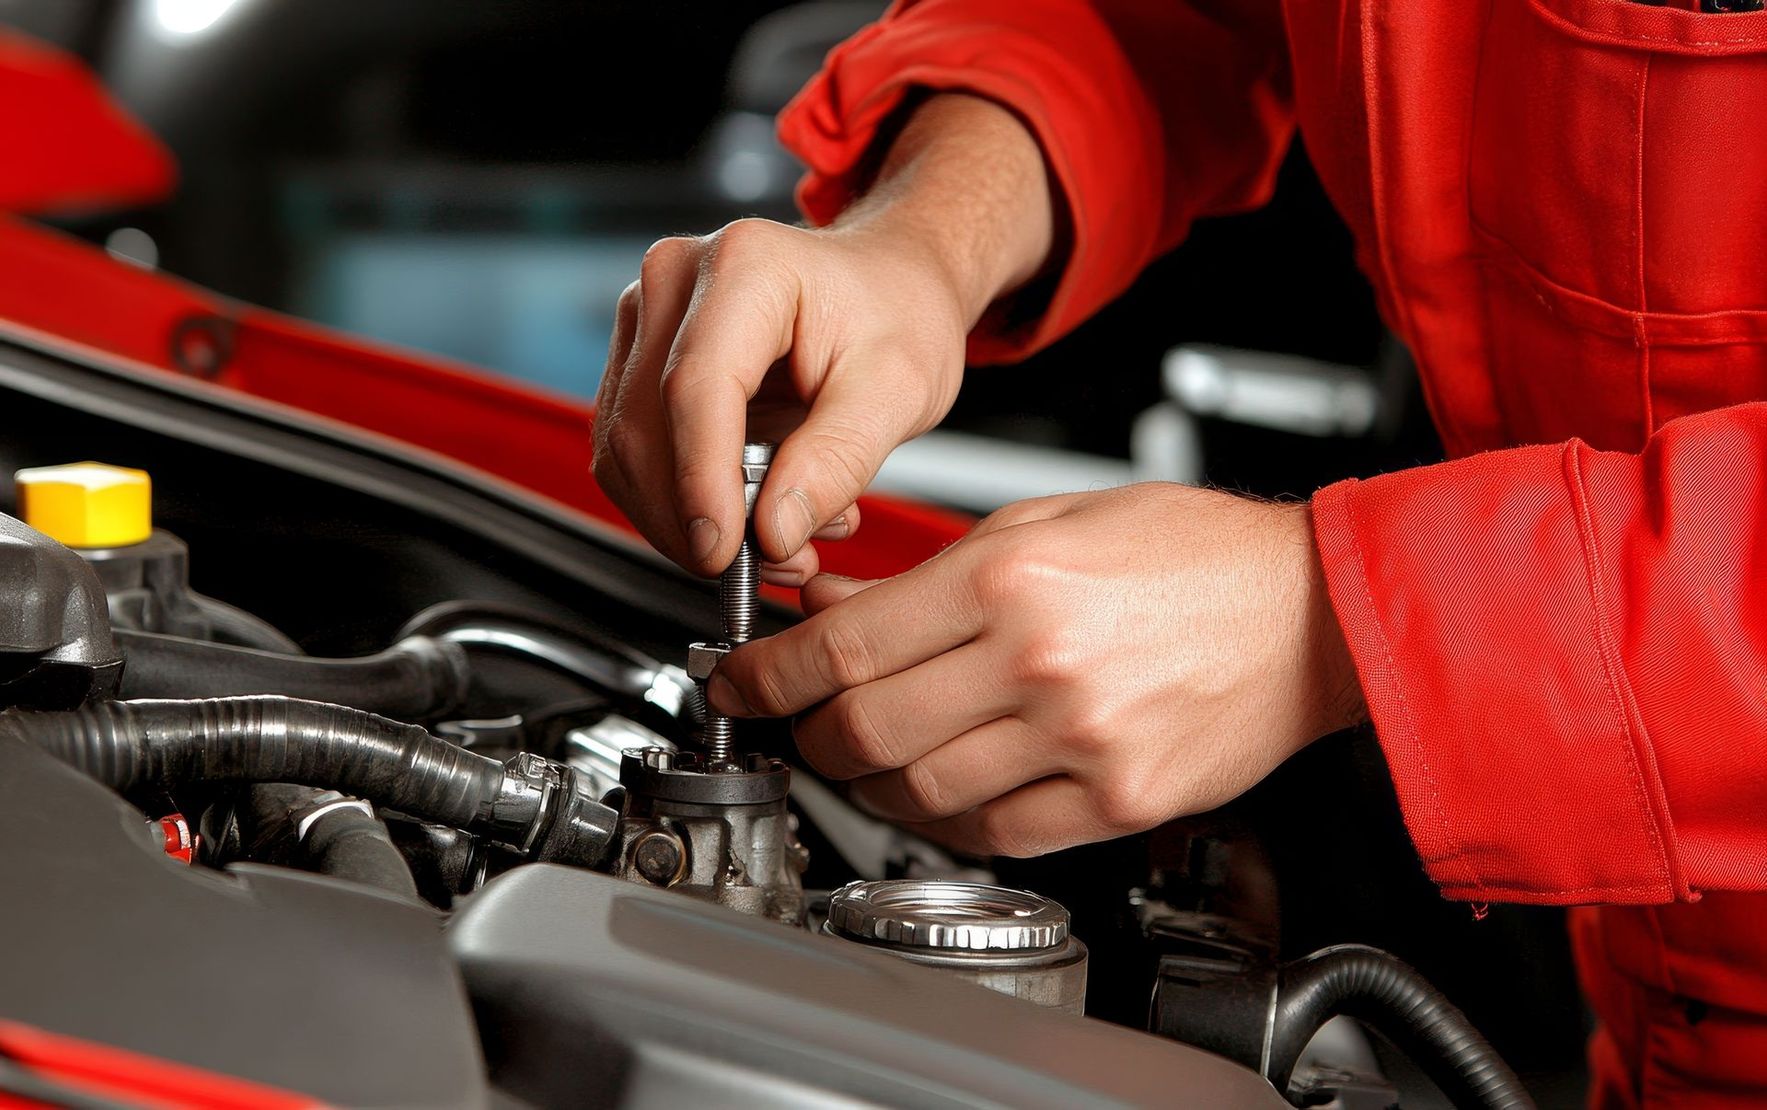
[591,93,1055,584]
[706,484,1369,857]
[592,219,967,584]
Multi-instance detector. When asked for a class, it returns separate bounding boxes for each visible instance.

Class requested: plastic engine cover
[450,864,1289,1109]
[0,738,488,1107]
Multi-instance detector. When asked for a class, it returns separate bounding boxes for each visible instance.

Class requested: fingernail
[687,517,721,568]
[774,488,817,557]
[762,566,804,588]
[707,673,753,717]
[813,514,851,541]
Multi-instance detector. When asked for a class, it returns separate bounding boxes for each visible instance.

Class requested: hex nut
[686,641,731,682]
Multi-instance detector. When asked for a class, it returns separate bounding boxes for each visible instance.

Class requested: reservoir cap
[14,462,153,548]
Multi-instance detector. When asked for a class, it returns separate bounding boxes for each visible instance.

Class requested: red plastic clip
[155,814,196,864]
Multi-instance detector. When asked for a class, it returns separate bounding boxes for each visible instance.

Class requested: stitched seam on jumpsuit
[1359,0,1427,422]
[1634,57,1655,436]
[1571,438,1685,897]
[1443,880,1673,899]
[1473,219,1767,336]
[1341,492,1473,887]
[1563,443,1673,893]
[1527,0,1767,48]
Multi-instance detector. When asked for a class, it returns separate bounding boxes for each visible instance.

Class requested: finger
[760,543,820,589]
[906,776,1097,859]
[848,717,1057,821]
[813,503,860,542]
[602,246,701,566]
[590,281,640,479]
[756,365,924,563]
[708,548,980,718]
[791,644,1014,778]
[592,280,640,421]
[799,572,873,615]
[753,511,856,589]
[660,231,799,574]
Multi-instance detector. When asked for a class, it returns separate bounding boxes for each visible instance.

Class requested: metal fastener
[632,828,686,886]
[697,442,772,767]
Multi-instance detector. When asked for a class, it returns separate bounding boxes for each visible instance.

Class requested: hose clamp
[295,793,375,841]
[488,752,565,855]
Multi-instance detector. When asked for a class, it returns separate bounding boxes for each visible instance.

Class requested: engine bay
[0,329,1534,1109]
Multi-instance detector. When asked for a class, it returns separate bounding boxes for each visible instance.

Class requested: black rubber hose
[397,601,685,717]
[188,594,304,654]
[115,630,470,720]
[242,783,420,900]
[1269,944,1534,1109]
[2,697,502,832]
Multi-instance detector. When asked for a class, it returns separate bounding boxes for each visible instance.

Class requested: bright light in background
[105,228,159,270]
[153,0,244,35]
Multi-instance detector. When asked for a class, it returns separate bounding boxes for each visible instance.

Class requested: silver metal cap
[826,879,1070,952]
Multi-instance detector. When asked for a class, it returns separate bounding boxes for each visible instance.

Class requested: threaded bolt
[720,538,760,645]
[698,442,773,768]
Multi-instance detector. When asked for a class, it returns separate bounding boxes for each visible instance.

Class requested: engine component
[153,812,195,863]
[1151,931,1533,1109]
[614,444,810,923]
[2,695,619,869]
[0,737,487,1107]
[15,463,296,651]
[538,710,677,799]
[238,783,420,900]
[0,512,121,709]
[450,864,1287,1110]
[116,629,470,720]
[385,819,490,905]
[690,441,771,767]
[609,746,806,923]
[398,601,694,724]
[80,529,302,652]
[13,461,153,548]
[823,879,1089,1014]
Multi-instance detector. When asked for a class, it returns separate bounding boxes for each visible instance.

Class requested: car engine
[0,329,1532,1109]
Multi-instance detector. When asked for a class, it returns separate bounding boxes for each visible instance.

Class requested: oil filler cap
[15,462,152,548]
[826,879,1070,952]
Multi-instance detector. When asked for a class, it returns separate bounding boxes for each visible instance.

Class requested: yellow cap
[15,462,153,548]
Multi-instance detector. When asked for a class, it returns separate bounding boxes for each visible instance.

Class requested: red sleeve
[1314,403,1767,905]
[774,0,1293,362]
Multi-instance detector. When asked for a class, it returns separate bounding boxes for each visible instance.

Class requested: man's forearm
[828,93,1056,329]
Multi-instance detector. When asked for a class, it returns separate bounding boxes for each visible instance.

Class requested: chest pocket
[1468,0,1767,448]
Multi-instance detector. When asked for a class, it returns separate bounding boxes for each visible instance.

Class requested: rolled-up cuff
[774,0,1166,363]
[1311,454,1684,905]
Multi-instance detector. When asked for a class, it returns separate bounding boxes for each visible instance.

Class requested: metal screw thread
[701,713,736,760]
[701,443,772,767]
[720,536,760,645]
[705,535,757,766]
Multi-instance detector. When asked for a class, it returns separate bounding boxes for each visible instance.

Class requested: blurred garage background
[1,0,1443,511]
[0,2,1586,1101]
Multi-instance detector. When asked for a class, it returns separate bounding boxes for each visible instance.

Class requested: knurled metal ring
[826,879,1070,952]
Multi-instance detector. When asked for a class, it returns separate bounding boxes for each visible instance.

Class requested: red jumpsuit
[775,1,1767,1104]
